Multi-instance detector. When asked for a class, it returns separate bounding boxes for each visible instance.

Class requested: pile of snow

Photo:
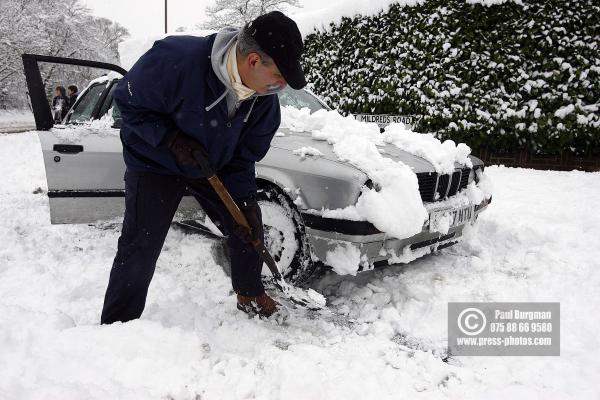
[383,123,472,174]
[325,243,362,276]
[292,146,324,159]
[85,71,123,89]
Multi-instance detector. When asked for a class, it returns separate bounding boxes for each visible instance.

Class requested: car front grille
[436,174,450,199]
[448,170,461,195]
[416,172,437,202]
[416,168,471,202]
[459,167,470,190]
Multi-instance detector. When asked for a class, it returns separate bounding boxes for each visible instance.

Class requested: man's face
[242,53,287,94]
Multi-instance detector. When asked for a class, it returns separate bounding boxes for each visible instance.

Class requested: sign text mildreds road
[352,114,421,129]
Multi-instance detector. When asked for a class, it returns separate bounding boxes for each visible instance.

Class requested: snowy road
[1,131,599,399]
[0,110,35,134]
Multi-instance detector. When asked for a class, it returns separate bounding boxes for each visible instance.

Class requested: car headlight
[363,179,381,192]
[474,165,484,183]
[468,169,475,184]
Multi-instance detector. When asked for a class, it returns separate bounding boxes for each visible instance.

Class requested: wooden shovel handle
[191,150,283,281]
[191,150,249,227]
[206,175,250,230]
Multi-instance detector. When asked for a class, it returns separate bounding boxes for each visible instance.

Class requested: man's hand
[167,130,206,166]
[233,201,262,244]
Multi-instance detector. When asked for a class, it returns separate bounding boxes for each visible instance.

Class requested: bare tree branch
[201,0,300,30]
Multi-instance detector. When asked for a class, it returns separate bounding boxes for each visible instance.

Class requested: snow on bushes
[302,0,600,156]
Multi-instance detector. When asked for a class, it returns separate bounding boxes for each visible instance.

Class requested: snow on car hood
[273,129,438,173]
[278,107,472,174]
[279,106,433,241]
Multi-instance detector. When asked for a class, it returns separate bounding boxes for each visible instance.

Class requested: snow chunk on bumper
[326,243,362,276]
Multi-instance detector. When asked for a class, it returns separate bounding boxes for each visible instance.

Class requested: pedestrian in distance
[52,85,68,123]
[67,85,78,108]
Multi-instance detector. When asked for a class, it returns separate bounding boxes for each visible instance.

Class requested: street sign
[352,114,421,130]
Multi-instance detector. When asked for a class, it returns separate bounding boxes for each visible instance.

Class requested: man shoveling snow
[101,12,306,323]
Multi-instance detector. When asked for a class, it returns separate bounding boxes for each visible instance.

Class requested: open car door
[23,54,201,224]
[23,54,130,224]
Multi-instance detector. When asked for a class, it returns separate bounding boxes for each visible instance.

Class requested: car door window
[97,82,122,128]
[69,83,105,123]
[110,100,122,128]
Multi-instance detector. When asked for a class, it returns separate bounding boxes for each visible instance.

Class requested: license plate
[429,205,474,231]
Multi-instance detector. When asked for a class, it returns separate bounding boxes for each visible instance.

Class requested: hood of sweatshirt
[209,27,282,119]
[210,27,240,97]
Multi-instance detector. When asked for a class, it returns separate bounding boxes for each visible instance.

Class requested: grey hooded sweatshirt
[209,27,282,121]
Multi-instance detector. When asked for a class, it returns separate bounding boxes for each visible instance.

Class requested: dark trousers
[100,170,264,324]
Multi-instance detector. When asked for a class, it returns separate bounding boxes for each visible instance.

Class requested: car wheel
[257,184,315,285]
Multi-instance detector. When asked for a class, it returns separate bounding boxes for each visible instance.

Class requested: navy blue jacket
[113,34,281,201]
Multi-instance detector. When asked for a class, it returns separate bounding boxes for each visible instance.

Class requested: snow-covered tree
[0,0,129,109]
[201,0,300,29]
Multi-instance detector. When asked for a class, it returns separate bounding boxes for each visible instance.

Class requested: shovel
[189,148,326,311]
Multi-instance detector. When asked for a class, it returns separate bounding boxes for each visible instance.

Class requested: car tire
[256,184,316,285]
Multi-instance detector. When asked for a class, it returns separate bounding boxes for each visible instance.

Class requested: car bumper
[302,196,492,269]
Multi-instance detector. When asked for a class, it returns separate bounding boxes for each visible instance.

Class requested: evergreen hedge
[303,0,600,155]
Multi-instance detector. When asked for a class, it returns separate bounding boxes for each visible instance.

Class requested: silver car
[23,54,491,283]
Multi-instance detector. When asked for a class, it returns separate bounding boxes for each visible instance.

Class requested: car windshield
[277,86,329,113]
[72,79,329,128]
[68,83,105,123]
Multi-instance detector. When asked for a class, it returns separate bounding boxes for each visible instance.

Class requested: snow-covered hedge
[303,0,600,155]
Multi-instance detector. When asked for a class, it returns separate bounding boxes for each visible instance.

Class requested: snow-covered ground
[0,110,34,132]
[1,131,599,399]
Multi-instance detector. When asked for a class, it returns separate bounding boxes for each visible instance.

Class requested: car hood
[272,128,442,173]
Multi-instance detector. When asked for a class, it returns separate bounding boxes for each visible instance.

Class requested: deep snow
[1,131,600,399]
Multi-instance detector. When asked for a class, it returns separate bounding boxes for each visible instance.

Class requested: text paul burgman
[495,309,552,321]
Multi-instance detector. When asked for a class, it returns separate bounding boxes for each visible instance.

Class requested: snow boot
[237,292,278,318]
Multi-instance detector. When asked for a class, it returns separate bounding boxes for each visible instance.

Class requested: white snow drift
[1,131,599,399]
